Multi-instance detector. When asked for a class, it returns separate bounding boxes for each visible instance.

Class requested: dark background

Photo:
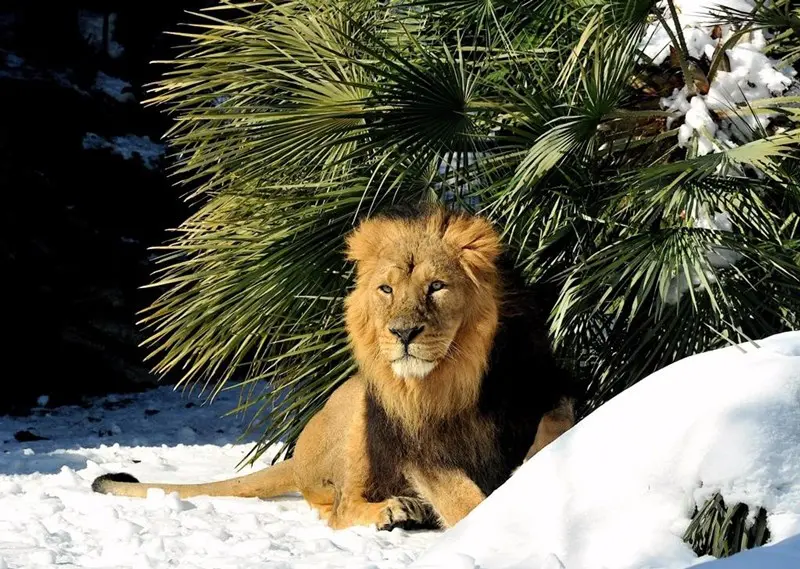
[1,1,214,413]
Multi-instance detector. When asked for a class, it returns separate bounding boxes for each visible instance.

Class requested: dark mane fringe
[478,251,582,479]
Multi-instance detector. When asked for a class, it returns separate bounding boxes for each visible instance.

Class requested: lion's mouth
[391,354,434,364]
[390,354,437,379]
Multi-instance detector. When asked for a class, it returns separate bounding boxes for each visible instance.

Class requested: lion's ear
[345,218,383,264]
[441,214,502,284]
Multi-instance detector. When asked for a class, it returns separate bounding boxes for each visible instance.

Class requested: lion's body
[93,207,577,530]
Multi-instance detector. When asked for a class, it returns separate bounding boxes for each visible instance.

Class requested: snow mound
[412,331,800,569]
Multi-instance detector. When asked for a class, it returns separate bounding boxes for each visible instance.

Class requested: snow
[641,1,757,66]
[82,133,165,170]
[640,1,798,302]
[4,52,23,69]
[679,95,719,155]
[93,72,135,104]
[0,52,88,96]
[412,331,800,569]
[0,386,440,569]
[4,333,799,569]
[691,535,800,569]
[643,2,797,156]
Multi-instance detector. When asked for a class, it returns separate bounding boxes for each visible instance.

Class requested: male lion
[93,206,578,530]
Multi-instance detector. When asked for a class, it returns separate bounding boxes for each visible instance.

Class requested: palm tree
[141,0,800,469]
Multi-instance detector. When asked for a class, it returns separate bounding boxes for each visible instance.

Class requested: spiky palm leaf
[143,0,492,462]
[684,492,770,558]
[142,0,800,465]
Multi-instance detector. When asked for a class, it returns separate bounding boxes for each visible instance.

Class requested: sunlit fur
[344,207,502,433]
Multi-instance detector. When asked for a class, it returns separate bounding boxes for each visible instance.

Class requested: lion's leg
[524,396,575,461]
[406,467,485,528]
[327,471,428,530]
[329,495,423,530]
[287,377,416,530]
[300,484,336,522]
[326,424,400,530]
[324,397,426,531]
[315,503,333,522]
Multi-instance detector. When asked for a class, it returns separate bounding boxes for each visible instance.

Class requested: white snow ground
[412,331,800,569]
[3,332,799,569]
[0,386,439,569]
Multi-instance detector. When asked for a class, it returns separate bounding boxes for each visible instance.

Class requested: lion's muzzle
[388,325,425,347]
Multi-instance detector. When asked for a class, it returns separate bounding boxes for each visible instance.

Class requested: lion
[92,205,578,530]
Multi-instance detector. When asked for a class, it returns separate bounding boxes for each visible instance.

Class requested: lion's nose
[389,325,424,346]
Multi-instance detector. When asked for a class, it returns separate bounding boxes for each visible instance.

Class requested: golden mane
[344,207,503,432]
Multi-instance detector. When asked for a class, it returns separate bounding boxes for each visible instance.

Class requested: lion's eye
[428,281,446,294]
[378,285,393,294]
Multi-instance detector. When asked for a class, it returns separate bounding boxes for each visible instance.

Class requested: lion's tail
[91,458,297,500]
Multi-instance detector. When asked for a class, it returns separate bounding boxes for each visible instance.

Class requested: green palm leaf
[139,0,800,466]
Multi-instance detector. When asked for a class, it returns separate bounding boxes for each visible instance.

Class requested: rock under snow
[412,331,800,569]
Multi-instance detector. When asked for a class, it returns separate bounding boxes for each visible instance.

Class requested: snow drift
[412,331,800,569]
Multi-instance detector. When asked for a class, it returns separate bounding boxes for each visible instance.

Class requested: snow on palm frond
[627,0,800,305]
[644,0,797,155]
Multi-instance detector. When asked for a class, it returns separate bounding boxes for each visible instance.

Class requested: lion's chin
[390,356,437,379]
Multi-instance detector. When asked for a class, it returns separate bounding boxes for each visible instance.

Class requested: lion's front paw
[378,497,430,531]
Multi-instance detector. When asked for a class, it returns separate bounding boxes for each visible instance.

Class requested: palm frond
[141,0,800,463]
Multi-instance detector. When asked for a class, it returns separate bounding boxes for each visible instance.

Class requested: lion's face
[354,234,473,379]
[344,209,502,390]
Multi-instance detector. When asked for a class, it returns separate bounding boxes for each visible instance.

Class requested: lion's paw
[378,497,430,531]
